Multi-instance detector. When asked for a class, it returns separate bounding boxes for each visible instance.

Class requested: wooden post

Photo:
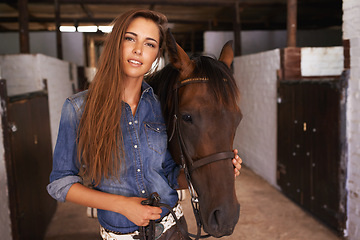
[233,1,241,56]
[191,30,195,54]
[54,0,63,59]
[88,37,96,68]
[287,0,297,47]
[18,0,30,53]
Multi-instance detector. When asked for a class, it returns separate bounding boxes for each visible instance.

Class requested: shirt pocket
[144,122,167,155]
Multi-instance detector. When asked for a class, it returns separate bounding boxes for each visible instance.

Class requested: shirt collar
[141,81,158,101]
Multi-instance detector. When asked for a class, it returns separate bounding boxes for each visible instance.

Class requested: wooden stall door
[1,80,56,240]
[277,78,346,233]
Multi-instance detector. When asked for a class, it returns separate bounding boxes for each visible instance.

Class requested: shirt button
[137,169,141,172]
[141,190,145,194]
[129,122,132,125]
[134,120,138,124]
[134,145,138,149]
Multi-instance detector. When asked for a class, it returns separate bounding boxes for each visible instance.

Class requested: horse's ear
[166,29,194,78]
[218,40,234,69]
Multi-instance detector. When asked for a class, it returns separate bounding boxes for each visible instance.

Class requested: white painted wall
[204,29,342,58]
[0,54,78,150]
[301,47,344,76]
[0,53,78,240]
[0,32,84,66]
[232,46,344,189]
[0,101,12,240]
[343,0,360,239]
[233,49,281,187]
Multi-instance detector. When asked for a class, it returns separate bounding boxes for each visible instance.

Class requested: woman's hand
[66,183,162,227]
[232,149,242,178]
[121,197,162,226]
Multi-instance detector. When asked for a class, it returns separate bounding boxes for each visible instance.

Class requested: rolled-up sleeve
[47,98,83,202]
[47,175,82,202]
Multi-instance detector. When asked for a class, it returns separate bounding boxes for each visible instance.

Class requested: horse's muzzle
[205,202,240,237]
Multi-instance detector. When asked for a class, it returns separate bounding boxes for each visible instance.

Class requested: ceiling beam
[25,0,239,6]
[22,0,287,7]
[0,16,234,25]
[3,1,50,29]
[80,3,93,18]
[3,0,18,9]
[0,24,10,31]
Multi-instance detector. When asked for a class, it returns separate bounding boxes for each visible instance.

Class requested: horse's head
[161,32,242,237]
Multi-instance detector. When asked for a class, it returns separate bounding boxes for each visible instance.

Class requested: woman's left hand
[232,149,242,178]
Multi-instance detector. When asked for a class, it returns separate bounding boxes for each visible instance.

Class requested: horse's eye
[182,114,193,123]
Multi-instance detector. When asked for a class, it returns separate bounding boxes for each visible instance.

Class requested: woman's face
[122,17,160,81]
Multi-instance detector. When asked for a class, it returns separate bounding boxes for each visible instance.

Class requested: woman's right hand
[121,197,163,226]
[66,183,162,226]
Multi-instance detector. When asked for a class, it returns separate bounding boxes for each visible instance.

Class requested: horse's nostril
[209,209,222,228]
[214,210,220,224]
[207,210,233,237]
[207,206,238,237]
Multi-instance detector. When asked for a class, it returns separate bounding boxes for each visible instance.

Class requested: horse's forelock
[147,55,239,113]
[192,56,239,108]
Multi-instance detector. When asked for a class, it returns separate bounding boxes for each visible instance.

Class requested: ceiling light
[77,26,98,32]
[99,26,113,33]
[59,26,76,32]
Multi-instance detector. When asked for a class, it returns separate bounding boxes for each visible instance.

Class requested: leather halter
[171,77,234,239]
[172,77,234,172]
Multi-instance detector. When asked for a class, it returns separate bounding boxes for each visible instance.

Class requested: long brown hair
[78,9,168,186]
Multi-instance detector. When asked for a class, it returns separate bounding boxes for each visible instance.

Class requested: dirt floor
[44,166,342,240]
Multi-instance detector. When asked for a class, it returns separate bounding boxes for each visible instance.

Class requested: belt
[100,203,184,240]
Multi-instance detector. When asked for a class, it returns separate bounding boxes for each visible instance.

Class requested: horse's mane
[147,55,239,123]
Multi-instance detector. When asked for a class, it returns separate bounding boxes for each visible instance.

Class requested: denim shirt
[47,81,180,233]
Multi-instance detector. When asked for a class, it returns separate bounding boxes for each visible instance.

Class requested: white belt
[100,204,184,240]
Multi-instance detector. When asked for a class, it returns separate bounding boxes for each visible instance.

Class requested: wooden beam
[287,0,297,47]
[0,24,10,31]
[54,0,63,59]
[28,0,236,6]
[233,1,241,56]
[18,0,30,53]
[80,3,93,18]
[6,1,49,30]
[0,16,231,25]
[4,0,18,9]
[27,0,286,7]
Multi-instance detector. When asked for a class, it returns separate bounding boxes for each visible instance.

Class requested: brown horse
[148,32,242,238]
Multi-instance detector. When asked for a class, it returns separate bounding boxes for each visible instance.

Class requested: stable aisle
[45,166,341,240]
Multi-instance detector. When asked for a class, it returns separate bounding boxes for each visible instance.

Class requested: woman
[47,9,242,240]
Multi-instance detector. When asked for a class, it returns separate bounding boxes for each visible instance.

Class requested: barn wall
[204,29,342,58]
[232,46,344,189]
[0,54,78,151]
[233,49,281,187]
[0,32,84,67]
[343,0,360,238]
[301,47,344,76]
